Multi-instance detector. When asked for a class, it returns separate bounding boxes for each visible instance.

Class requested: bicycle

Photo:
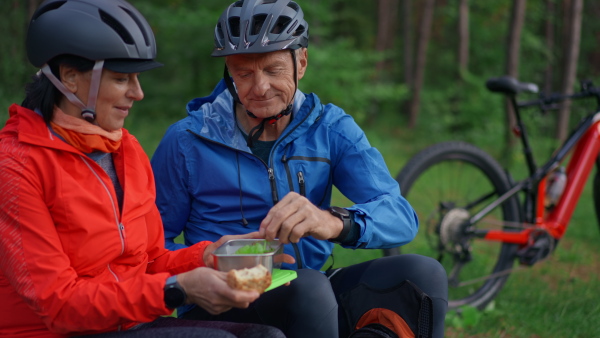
[387,75,600,310]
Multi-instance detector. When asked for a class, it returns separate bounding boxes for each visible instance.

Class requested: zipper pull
[297,171,306,196]
[268,168,279,203]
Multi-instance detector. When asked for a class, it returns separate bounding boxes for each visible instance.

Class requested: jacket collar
[1,104,131,154]
[185,79,322,150]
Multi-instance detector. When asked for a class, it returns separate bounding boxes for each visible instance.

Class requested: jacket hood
[2,104,75,153]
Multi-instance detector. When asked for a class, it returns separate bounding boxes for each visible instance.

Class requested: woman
[0,1,286,337]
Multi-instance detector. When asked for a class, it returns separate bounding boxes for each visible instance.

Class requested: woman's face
[61,67,144,131]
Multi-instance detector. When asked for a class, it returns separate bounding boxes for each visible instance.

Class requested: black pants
[328,254,448,338]
[182,254,448,338]
[182,268,338,338]
[79,317,285,338]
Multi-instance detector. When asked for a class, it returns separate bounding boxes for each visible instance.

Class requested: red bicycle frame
[482,115,600,245]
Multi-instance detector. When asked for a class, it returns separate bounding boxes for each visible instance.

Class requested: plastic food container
[213,239,283,273]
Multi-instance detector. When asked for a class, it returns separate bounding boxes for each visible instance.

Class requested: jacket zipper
[297,171,305,196]
[281,154,330,203]
[80,155,124,282]
[268,168,278,204]
[187,130,280,205]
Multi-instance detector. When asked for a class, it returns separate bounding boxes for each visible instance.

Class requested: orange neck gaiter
[50,107,122,153]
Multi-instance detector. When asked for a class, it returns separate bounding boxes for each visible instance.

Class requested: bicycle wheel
[388,141,521,310]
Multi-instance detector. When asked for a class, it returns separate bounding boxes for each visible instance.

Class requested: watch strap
[328,207,353,244]
[164,275,187,309]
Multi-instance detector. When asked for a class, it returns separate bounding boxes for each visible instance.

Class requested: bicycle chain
[454,227,555,287]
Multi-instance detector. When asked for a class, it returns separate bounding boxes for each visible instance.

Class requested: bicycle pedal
[516,236,553,266]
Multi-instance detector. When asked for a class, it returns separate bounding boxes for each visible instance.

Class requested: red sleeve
[145,206,213,275]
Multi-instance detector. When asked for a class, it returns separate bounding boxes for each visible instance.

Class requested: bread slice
[227,264,272,293]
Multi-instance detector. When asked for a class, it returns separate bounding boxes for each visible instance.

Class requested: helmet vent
[120,6,150,47]
[216,22,225,42]
[31,0,66,21]
[233,1,244,8]
[228,17,241,38]
[291,23,305,37]
[252,14,267,35]
[99,9,134,45]
[271,16,291,34]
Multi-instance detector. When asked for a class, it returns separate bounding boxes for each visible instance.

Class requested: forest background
[1,0,599,337]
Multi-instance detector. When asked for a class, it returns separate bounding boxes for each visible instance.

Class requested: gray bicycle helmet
[27,0,161,73]
[26,0,162,122]
[212,0,309,57]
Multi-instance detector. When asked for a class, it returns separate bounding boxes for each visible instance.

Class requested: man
[151,1,448,337]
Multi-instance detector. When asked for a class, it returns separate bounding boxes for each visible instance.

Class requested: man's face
[226,49,307,118]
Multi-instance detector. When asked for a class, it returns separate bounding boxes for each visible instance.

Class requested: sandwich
[227,264,272,293]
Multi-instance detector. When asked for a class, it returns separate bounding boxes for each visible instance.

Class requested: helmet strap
[246,103,292,147]
[41,60,104,124]
[223,65,242,105]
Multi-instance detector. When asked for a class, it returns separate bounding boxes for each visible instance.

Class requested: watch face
[165,283,185,308]
[330,206,350,217]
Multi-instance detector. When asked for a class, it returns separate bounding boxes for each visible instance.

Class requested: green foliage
[302,39,409,125]
[129,2,223,121]
[445,305,486,329]
[0,2,35,123]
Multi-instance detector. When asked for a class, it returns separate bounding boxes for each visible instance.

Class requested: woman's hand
[177,267,260,315]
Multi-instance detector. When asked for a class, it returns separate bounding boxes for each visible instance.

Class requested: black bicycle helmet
[212,0,309,57]
[26,0,161,73]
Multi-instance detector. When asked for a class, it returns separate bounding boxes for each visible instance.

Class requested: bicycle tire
[388,141,521,310]
[593,167,600,233]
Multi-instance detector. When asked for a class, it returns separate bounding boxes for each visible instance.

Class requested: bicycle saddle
[485,76,539,96]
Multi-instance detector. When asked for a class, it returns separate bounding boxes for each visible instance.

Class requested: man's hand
[177,267,259,315]
[259,192,344,244]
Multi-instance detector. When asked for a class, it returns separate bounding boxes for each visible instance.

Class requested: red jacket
[0,105,211,337]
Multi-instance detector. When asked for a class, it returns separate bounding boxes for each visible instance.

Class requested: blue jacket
[151,80,418,271]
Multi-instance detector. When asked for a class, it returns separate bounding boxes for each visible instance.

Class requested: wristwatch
[328,206,352,244]
[164,275,187,309]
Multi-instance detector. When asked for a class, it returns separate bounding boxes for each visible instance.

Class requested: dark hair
[21,55,94,123]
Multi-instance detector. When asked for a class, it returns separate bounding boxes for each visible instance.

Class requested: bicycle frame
[466,87,600,247]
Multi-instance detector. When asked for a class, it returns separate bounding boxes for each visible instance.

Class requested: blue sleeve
[151,122,191,251]
[330,113,419,249]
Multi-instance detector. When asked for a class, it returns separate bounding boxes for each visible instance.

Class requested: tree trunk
[457,0,469,76]
[449,0,469,129]
[407,0,435,129]
[556,0,583,141]
[543,0,556,94]
[501,0,526,164]
[403,0,414,88]
[375,0,399,77]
